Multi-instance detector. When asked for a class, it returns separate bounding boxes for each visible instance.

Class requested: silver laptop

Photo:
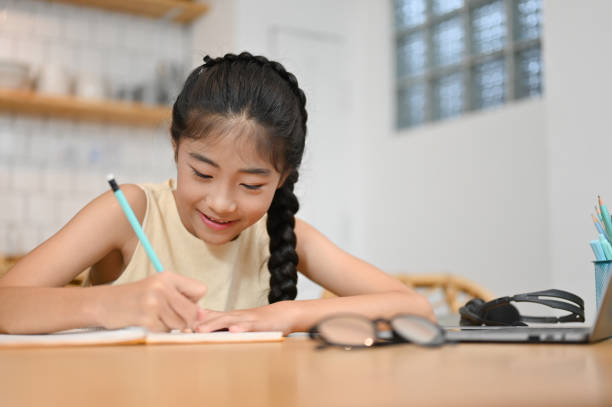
[445,273,612,343]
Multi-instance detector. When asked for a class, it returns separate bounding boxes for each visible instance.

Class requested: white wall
[190,0,235,65]
[544,0,612,322]
[357,1,550,298]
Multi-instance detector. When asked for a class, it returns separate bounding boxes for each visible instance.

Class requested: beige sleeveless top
[110,179,271,311]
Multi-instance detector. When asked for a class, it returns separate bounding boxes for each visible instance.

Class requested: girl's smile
[198,210,238,231]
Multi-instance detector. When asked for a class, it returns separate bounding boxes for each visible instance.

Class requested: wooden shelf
[39,0,209,24]
[0,89,171,127]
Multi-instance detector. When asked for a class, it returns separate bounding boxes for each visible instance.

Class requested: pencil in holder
[593,260,612,310]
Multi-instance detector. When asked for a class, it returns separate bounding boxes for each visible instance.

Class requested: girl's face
[173,133,284,245]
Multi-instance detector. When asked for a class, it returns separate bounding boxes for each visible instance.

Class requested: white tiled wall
[0,0,190,255]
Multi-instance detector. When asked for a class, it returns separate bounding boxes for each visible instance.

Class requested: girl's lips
[198,211,236,231]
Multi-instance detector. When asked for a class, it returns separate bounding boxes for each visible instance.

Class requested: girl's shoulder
[110,183,147,224]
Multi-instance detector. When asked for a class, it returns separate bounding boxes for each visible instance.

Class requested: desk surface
[1,337,611,407]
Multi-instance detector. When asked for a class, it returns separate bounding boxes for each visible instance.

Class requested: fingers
[134,271,207,332]
[195,311,252,333]
[195,311,230,333]
[148,316,172,333]
[168,273,208,303]
[194,310,225,332]
[228,325,248,333]
[164,286,201,329]
[157,308,187,332]
[144,296,200,332]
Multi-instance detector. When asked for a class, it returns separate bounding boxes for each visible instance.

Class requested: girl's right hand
[100,271,207,332]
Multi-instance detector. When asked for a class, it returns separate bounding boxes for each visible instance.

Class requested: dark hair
[171,52,307,303]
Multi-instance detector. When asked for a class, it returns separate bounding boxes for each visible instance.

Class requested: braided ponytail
[267,170,300,303]
[171,52,307,303]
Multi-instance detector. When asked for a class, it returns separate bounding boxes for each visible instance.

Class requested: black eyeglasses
[308,313,446,349]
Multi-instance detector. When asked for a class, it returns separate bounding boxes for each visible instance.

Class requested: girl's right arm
[0,186,207,334]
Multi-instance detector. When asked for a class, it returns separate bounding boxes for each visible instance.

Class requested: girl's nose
[206,189,237,215]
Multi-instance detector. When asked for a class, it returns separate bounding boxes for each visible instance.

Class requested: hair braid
[266,169,300,303]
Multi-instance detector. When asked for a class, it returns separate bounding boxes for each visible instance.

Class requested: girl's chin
[198,232,234,245]
[195,226,241,245]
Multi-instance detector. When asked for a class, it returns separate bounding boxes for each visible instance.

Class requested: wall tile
[92,13,119,49]
[0,0,188,254]
[57,194,85,227]
[0,35,14,59]
[4,2,30,36]
[0,227,6,254]
[47,41,76,72]
[26,191,55,225]
[12,166,41,192]
[42,170,75,194]
[63,8,91,46]
[0,192,25,223]
[0,163,11,190]
[1,117,28,161]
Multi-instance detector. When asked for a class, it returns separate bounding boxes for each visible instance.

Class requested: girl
[0,52,434,335]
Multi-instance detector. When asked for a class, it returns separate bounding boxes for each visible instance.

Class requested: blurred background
[0,0,610,323]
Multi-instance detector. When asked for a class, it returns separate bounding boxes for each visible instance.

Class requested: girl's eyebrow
[189,152,271,175]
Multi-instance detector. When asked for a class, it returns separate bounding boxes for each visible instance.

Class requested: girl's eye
[192,168,212,179]
[241,184,263,191]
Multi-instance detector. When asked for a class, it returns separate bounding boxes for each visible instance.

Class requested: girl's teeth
[207,215,230,224]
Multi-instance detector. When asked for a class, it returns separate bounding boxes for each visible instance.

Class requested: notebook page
[0,328,284,347]
[0,327,147,347]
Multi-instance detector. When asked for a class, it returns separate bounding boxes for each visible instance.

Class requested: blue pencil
[595,205,604,224]
[598,196,612,241]
[106,174,164,272]
[590,240,606,261]
[592,214,606,236]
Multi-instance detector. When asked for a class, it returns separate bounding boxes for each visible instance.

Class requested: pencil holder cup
[593,260,612,310]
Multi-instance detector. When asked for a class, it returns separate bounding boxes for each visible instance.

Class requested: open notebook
[0,327,284,347]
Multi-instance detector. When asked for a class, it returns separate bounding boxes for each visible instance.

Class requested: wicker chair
[321,272,495,315]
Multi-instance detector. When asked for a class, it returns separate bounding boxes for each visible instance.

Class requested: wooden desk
[0,337,611,406]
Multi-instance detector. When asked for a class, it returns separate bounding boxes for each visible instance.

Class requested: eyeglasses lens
[390,315,443,345]
[318,316,376,347]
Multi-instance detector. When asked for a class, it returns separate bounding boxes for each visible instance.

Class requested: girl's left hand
[195,301,297,335]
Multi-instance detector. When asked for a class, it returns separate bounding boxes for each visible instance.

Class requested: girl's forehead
[180,134,277,171]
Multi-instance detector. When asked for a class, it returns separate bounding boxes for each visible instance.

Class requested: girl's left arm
[196,219,435,335]
[283,218,435,332]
